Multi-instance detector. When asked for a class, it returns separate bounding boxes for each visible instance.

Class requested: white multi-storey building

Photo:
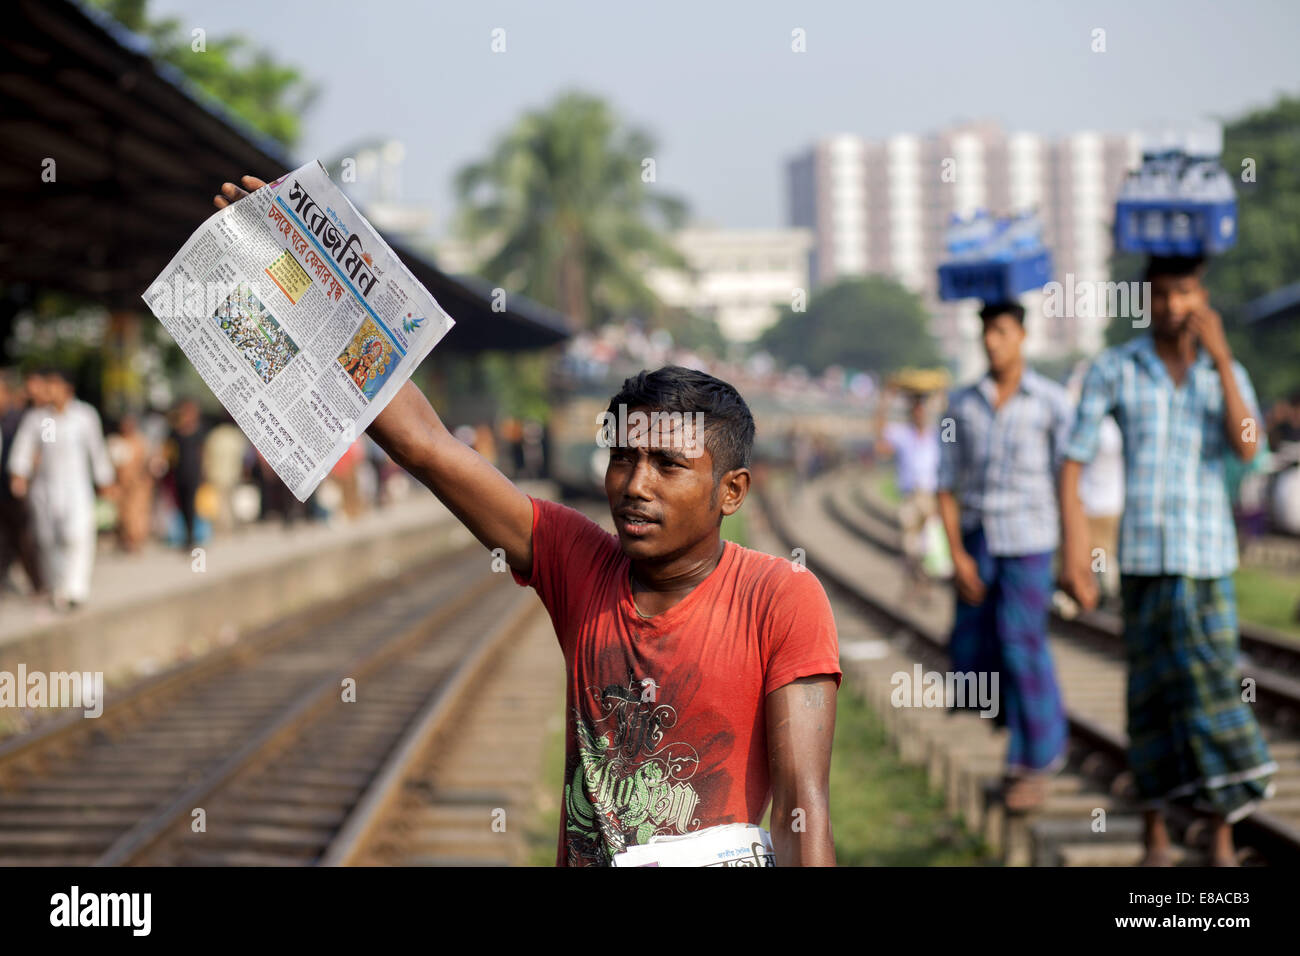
[788,122,1142,379]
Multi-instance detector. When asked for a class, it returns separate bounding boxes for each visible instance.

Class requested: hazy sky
[153,0,1300,237]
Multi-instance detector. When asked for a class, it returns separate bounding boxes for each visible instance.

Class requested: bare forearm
[1215,358,1257,462]
[937,490,964,558]
[367,380,534,570]
[765,676,837,866]
[771,792,835,866]
[1059,460,1089,563]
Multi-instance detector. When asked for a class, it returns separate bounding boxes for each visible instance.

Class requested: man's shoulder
[729,542,832,609]
[1024,368,1070,403]
[535,497,617,544]
[946,380,983,409]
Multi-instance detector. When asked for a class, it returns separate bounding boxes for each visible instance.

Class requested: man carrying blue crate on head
[1059,254,1276,866]
[935,299,1074,812]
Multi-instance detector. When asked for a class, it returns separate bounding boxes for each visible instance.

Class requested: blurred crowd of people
[0,371,365,611]
[0,366,557,615]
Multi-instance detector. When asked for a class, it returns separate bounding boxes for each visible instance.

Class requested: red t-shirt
[511,496,842,867]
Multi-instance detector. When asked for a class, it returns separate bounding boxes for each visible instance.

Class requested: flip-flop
[1003,776,1047,811]
[1139,848,1175,867]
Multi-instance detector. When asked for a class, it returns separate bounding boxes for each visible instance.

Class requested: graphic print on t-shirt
[564,667,704,865]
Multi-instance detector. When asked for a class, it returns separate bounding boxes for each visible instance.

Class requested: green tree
[453,91,688,329]
[1215,93,1300,402]
[758,276,940,375]
[88,0,317,147]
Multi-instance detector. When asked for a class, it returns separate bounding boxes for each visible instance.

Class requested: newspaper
[141,160,455,502]
[611,823,776,867]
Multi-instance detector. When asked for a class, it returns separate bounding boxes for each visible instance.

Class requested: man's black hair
[978,301,1025,324]
[606,365,755,483]
[1144,255,1205,280]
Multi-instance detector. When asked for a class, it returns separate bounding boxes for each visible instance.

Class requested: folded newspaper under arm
[611,823,776,867]
[141,160,455,503]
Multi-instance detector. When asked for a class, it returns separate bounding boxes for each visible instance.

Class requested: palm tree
[453,91,688,330]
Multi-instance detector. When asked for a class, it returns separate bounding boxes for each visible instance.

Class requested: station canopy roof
[0,0,571,352]
[1243,280,1300,328]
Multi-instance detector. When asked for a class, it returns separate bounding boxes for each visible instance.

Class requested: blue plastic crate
[1114,199,1236,256]
[937,249,1053,303]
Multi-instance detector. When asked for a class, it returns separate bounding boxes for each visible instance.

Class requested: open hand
[952,549,986,605]
[1061,561,1099,613]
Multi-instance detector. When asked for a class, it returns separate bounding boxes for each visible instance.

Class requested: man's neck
[628,537,726,615]
[989,359,1024,403]
[1151,327,1197,363]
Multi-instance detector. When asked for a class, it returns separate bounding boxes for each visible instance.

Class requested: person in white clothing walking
[7,370,116,611]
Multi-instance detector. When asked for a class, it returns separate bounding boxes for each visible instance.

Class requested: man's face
[604,406,722,562]
[981,314,1024,373]
[25,375,47,406]
[48,377,71,406]
[1149,273,1206,337]
[909,398,926,429]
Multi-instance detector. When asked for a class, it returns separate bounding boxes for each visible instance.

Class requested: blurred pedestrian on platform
[164,398,207,550]
[7,369,116,611]
[936,301,1074,812]
[1067,362,1125,606]
[1267,391,1300,448]
[203,414,249,534]
[1061,255,1276,867]
[874,384,940,604]
[0,368,46,597]
[105,413,159,553]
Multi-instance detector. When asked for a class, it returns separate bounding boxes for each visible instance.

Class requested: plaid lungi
[1121,574,1277,822]
[949,527,1068,774]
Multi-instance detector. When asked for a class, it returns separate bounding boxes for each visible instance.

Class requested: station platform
[0,481,553,689]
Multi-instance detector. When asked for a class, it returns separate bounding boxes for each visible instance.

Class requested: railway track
[837,477,1300,680]
[757,468,1300,866]
[0,540,548,866]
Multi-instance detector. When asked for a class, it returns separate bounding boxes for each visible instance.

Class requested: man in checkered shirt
[1060,255,1276,867]
[936,300,1075,813]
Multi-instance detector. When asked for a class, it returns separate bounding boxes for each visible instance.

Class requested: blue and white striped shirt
[937,368,1075,556]
[1064,336,1259,578]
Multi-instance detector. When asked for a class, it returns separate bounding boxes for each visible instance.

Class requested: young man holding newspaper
[212,176,842,868]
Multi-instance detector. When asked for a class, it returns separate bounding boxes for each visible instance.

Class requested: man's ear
[719,468,750,516]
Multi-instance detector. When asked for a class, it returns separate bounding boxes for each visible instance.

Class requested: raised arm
[213,176,535,575]
[367,380,534,573]
[872,384,895,460]
[1187,304,1259,463]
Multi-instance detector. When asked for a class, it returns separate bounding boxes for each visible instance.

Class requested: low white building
[646,227,813,343]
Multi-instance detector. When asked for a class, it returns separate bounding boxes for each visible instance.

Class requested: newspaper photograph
[141,159,455,502]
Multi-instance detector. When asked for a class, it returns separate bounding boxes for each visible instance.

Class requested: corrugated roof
[0,0,570,351]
